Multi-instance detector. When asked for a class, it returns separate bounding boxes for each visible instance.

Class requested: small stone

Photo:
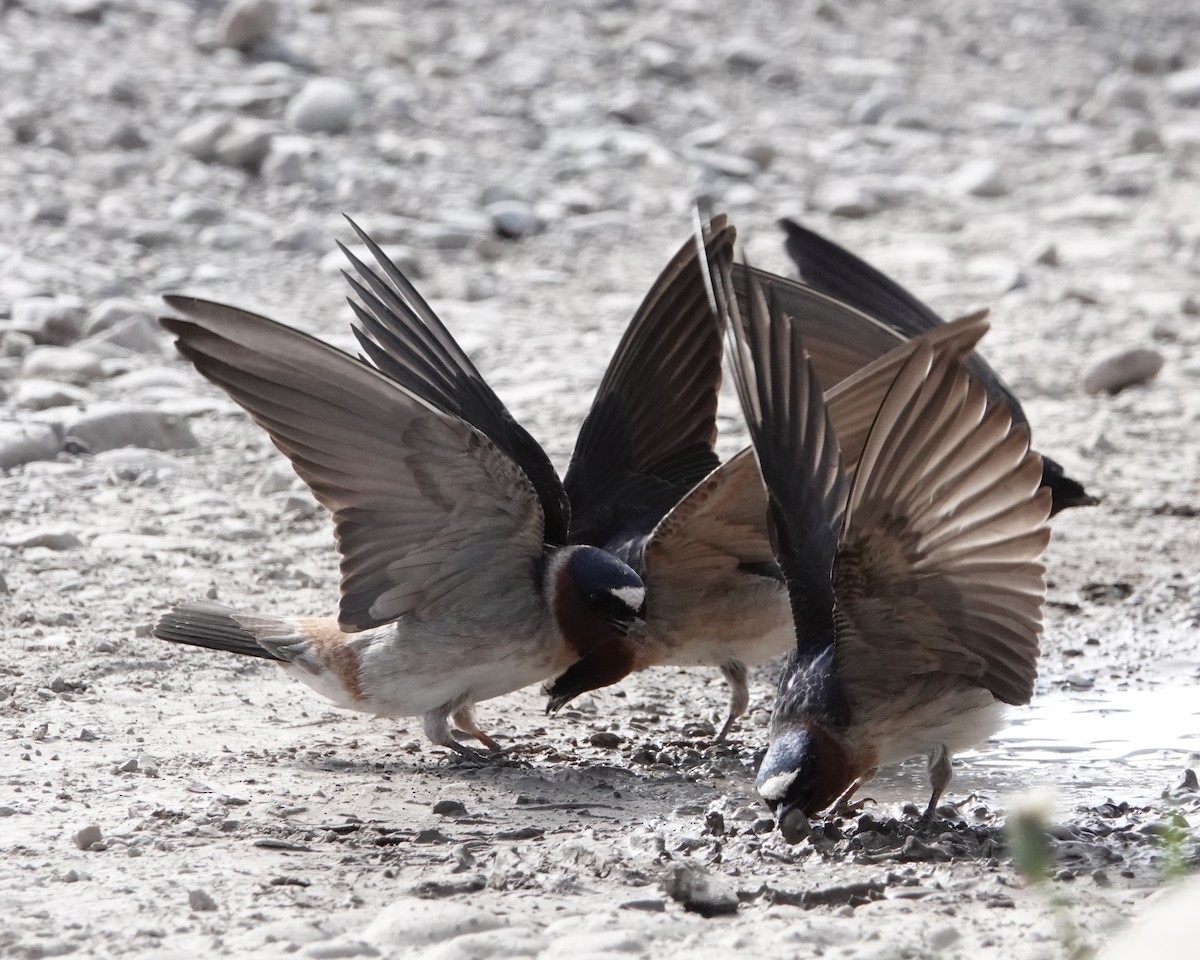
[216,0,279,50]
[11,296,87,345]
[1082,347,1165,395]
[73,825,103,850]
[189,888,218,912]
[77,728,99,742]
[62,406,199,454]
[813,179,881,218]
[485,199,539,240]
[663,864,739,917]
[1032,242,1061,266]
[432,799,467,817]
[11,379,91,411]
[361,896,505,948]
[1125,120,1163,153]
[928,925,961,949]
[951,158,1008,197]
[262,138,308,184]
[214,123,274,173]
[168,195,225,225]
[1165,67,1200,107]
[177,114,233,162]
[589,731,623,749]
[4,530,83,551]
[0,422,62,470]
[21,346,105,384]
[286,78,358,134]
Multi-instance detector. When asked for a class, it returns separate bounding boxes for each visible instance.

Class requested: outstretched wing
[777,218,1026,425]
[340,218,570,545]
[780,219,1097,514]
[724,269,848,647]
[161,296,548,635]
[731,264,908,395]
[833,335,1052,706]
[563,216,736,561]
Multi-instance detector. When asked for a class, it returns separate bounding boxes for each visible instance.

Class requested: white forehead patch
[757,769,798,802]
[609,585,645,610]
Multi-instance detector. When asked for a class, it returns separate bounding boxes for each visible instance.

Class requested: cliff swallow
[545,264,995,741]
[154,217,737,758]
[776,218,1097,514]
[724,271,1051,840]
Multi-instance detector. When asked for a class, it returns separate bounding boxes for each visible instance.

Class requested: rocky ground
[2,0,1200,957]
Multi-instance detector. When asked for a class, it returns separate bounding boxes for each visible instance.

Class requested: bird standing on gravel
[154,217,738,758]
[778,218,1097,515]
[721,268,1052,841]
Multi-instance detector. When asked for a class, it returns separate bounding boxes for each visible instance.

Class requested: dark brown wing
[340,218,570,545]
[161,296,548,635]
[833,336,1052,706]
[564,216,736,561]
[723,267,847,646]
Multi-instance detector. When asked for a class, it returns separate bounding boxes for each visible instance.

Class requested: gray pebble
[10,296,86,346]
[951,158,1008,197]
[1082,347,1165,395]
[663,864,739,917]
[3,530,83,550]
[0,422,62,470]
[73,825,103,850]
[177,114,233,162]
[301,939,379,959]
[813,179,881,218]
[189,888,219,912]
[62,405,200,454]
[432,799,467,817]
[216,0,279,51]
[86,298,154,338]
[360,896,506,948]
[11,379,91,411]
[1165,67,1200,107]
[213,123,274,173]
[262,138,309,184]
[21,346,105,384]
[286,78,358,134]
[486,199,540,240]
[168,195,226,226]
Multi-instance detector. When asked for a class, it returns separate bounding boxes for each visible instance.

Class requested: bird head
[550,545,646,653]
[755,725,853,843]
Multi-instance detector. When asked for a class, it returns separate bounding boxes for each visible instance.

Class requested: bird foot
[832,796,876,818]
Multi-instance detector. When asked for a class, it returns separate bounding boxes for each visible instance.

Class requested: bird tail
[153,600,284,661]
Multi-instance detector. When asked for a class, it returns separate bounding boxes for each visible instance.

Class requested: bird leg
[423,704,492,762]
[922,745,953,820]
[830,770,877,817]
[451,704,502,753]
[715,660,749,743]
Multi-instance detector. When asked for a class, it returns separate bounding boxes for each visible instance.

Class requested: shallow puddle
[869,685,1200,813]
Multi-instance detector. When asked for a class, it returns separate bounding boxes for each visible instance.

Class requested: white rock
[286,78,359,134]
[360,897,506,949]
[213,122,274,172]
[0,422,62,469]
[11,379,91,411]
[216,0,279,50]
[11,296,87,345]
[62,405,200,453]
[812,179,881,218]
[486,199,540,239]
[177,114,233,162]
[1082,347,1165,395]
[22,346,106,384]
[73,825,103,849]
[82,317,165,355]
[950,157,1008,197]
[1165,67,1200,107]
